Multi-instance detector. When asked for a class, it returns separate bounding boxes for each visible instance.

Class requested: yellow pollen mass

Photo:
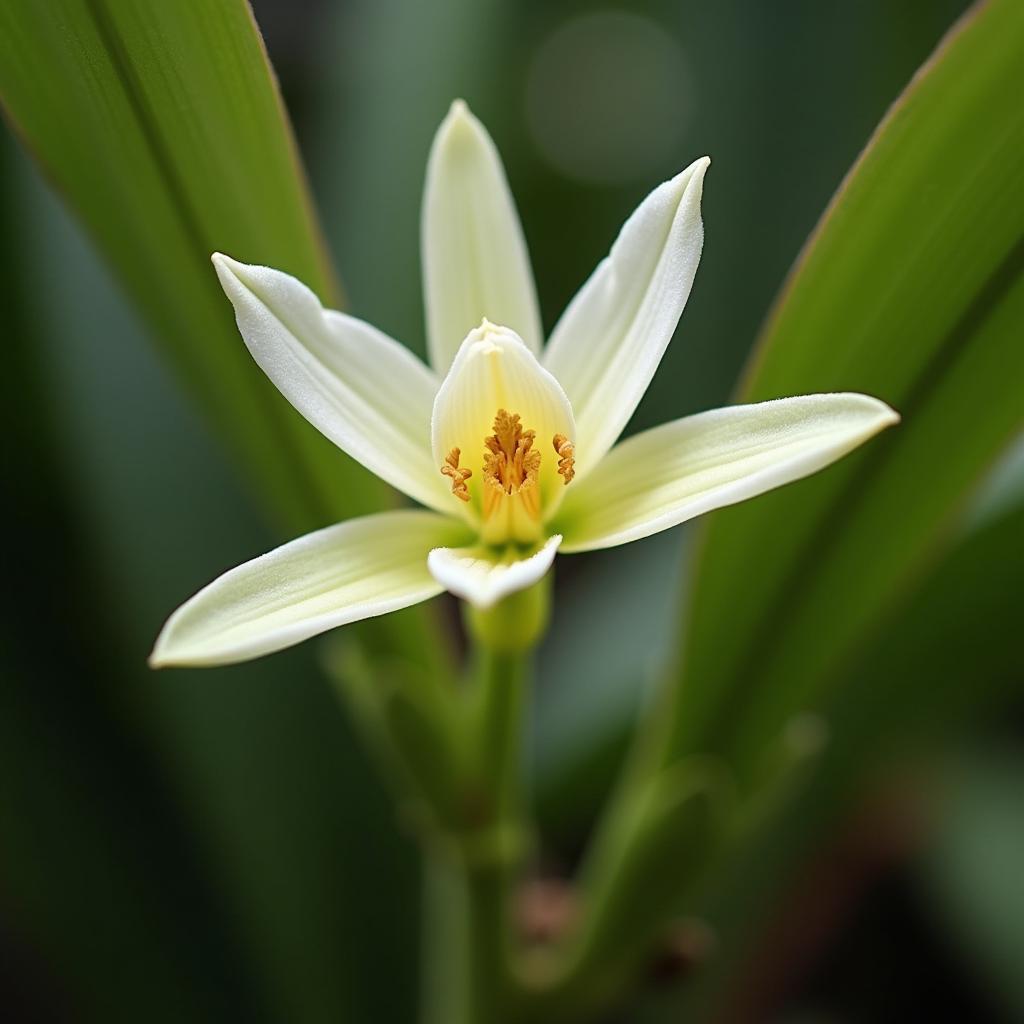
[483,409,540,520]
[439,409,575,528]
[484,409,540,494]
[441,447,472,501]
[552,434,575,484]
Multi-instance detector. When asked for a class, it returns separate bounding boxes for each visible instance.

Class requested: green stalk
[334,581,546,1024]
[459,646,529,1024]
[472,646,528,831]
[422,582,545,1024]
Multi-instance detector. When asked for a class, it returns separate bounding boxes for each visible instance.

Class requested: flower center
[483,408,541,517]
[439,408,575,545]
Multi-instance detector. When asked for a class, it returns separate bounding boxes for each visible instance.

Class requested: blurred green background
[2,0,1022,1021]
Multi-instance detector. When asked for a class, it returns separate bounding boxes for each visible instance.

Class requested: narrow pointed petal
[432,321,575,518]
[428,534,562,608]
[554,394,899,552]
[543,158,709,477]
[150,511,472,667]
[213,254,450,512]
[422,100,542,373]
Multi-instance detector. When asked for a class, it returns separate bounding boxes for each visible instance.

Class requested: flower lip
[431,321,577,539]
[427,534,563,609]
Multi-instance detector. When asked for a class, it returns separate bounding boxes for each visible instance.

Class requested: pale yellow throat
[441,408,575,544]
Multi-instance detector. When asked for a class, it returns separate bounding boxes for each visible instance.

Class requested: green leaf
[663,0,1024,775]
[1,9,443,1022]
[532,532,686,844]
[541,6,1024,1012]
[0,0,384,530]
[652,499,1024,1022]
[922,749,1024,1023]
[0,129,268,1024]
[7,135,423,1023]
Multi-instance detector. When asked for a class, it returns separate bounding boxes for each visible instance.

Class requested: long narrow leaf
[667,499,1024,1022]
[547,5,1024,1009]
[0,0,384,529]
[664,0,1024,774]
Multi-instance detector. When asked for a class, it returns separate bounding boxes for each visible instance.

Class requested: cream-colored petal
[213,254,449,512]
[431,321,575,521]
[428,534,562,608]
[150,511,472,667]
[543,157,709,478]
[554,394,899,552]
[422,100,542,373]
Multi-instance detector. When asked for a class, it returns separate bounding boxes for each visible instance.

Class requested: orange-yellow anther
[441,447,472,502]
[483,410,541,495]
[481,409,542,522]
[553,434,575,485]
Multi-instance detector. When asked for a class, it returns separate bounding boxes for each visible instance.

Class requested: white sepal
[213,254,449,512]
[150,511,472,667]
[543,157,709,478]
[555,393,899,552]
[422,101,542,373]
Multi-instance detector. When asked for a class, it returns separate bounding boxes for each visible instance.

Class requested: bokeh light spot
[526,12,693,185]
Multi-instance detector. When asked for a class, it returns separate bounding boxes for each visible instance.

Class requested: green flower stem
[469,644,528,829]
[422,584,546,1024]
[335,582,546,1024]
[455,644,529,1024]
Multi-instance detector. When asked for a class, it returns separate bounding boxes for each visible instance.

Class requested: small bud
[464,572,552,652]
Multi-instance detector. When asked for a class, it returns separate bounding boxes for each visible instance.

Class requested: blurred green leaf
[0,128,268,1024]
[5,127,422,1024]
[661,498,1024,1022]
[664,0,1024,776]
[964,432,1024,531]
[922,749,1024,1023]
[0,0,383,530]
[549,5,1024,1012]
[1,6,440,1021]
[311,0,508,357]
[531,531,686,844]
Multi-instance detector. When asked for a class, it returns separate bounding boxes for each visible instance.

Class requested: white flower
[150,101,897,668]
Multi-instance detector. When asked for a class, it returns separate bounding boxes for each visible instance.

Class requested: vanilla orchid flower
[150,101,897,668]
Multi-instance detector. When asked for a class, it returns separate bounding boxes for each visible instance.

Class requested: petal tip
[148,621,185,669]
[147,638,171,670]
[211,251,249,295]
[435,98,495,158]
[462,318,530,353]
[682,155,711,194]
[211,251,241,273]
[440,97,479,137]
[850,392,901,429]
[652,155,710,219]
